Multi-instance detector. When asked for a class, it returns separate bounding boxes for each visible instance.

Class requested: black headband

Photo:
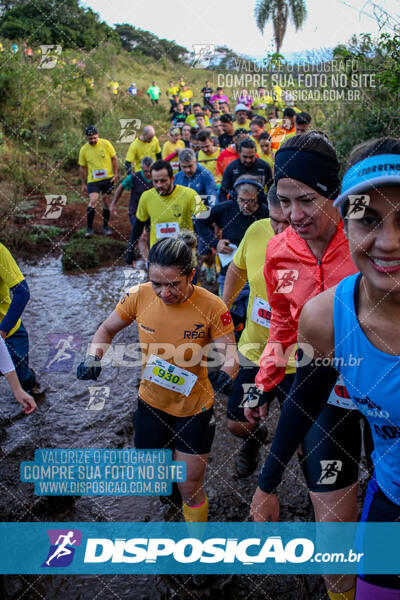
[274,147,340,200]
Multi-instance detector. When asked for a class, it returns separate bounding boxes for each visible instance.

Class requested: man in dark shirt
[196,176,269,336]
[219,139,273,203]
[201,80,213,107]
[110,157,153,225]
[171,102,187,128]
[218,113,236,149]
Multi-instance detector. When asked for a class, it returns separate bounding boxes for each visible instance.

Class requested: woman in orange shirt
[77,236,238,523]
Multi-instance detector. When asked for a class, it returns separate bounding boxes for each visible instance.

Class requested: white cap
[235,103,249,113]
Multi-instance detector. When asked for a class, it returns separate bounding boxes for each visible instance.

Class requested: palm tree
[255,0,307,54]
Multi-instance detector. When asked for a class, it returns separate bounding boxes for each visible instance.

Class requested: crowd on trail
[2,67,400,600]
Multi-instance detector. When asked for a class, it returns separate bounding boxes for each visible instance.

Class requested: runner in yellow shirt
[197,129,220,177]
[179,85,193,110]
[233,104,251,131]
[272,84,285,111]
[162,127,185,174]
[249,116,267,156]
[126,159,206,259]
[251,86,273,117]
[166,80,180,106]
[77,235,238,522]
[78,125,118,237]
[0,243,43,399]
[222,185,290,477]
[125,126,161,173]
[108,79,119,96]
[258,132,274,169]
[185,104,211,127]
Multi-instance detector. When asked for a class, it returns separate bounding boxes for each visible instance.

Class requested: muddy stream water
[0,258,334,599]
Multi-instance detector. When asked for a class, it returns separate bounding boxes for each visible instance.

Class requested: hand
[243,386,268,422]
[250,487,279,522]
[0,330,6,339]
[217,239,233,255]
[81,184,88,196]
[15,389,37,414]
[110,203,117,216]
[77,355,101,380]
[244,403,268,423]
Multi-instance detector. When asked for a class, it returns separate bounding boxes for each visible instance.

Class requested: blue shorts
[134,398,215,455]
[4,322,35,390]
[356,477,400,588]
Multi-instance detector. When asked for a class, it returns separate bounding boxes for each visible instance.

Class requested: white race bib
[92,169,107,180]
[142,354,197,397]
[250,296,271,328]
[155,222,180,239]
[327,375,355,410]
[171,161,180,171]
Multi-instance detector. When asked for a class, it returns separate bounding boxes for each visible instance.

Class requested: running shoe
[234,425,269,478]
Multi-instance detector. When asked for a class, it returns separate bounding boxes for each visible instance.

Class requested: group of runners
[1,72,399,600]
[75,115,400,599]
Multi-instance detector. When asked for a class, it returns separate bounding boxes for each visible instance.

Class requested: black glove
[243,386,265,408]
[77,355,101,380]
[208,370,233,395]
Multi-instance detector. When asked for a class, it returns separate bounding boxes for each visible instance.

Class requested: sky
[82,0,400,59]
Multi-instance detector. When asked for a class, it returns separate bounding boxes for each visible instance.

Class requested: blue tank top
[334,273,400,505]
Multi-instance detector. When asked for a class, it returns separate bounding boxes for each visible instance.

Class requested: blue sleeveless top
[334,273,400,505]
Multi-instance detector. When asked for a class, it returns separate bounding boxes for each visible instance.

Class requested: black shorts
[87,178,114,195]
[134,398,215,455]
[269,372,365,492]
[226,353,294,422]
[357,477,400,588]
[301,403,362,492]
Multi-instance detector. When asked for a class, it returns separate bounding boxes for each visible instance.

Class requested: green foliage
[27,223,64,243]
[325,32,400,164]
[0,0,120,50]
[62,236,126,271]
[114,23,187,63]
